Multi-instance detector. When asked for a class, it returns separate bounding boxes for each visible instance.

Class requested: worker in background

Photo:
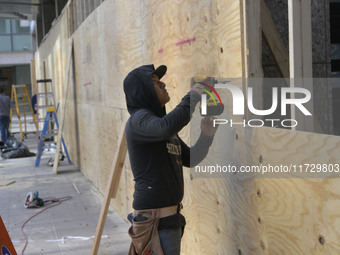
[0,88,19,145]
[123,65,217,255]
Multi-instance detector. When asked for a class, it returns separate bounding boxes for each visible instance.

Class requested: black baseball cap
[152,65,167,79]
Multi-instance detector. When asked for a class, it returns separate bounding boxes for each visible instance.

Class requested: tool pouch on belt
[128,209,164,255]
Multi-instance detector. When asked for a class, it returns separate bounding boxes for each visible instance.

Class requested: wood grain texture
[136,1,245,253]
[253,127,340,167]
[288,0,314,132]
[254,177,340,254]
[30,59,37,94]
[91,125,127,255]
[249,128,340,254]
[244,0,264,121]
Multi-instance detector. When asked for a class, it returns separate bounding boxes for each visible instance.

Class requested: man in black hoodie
[124,64,217,255]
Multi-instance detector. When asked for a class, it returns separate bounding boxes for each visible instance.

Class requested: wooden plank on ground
[0,180,16,187]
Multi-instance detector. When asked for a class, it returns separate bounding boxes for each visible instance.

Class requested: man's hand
[201,116,218,137]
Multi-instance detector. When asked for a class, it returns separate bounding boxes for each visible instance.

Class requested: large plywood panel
[250,128,340,254]
[137,1,245,253]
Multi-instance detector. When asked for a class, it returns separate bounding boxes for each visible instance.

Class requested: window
[0,20,11,34]
[11,20,30,34]
[0,19,32,52]
[0,36,11,52]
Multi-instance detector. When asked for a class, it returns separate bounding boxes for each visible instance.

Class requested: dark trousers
[0,115,10,144]
[159,227,183,255]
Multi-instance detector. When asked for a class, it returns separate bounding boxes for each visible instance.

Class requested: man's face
[152,74,170,107]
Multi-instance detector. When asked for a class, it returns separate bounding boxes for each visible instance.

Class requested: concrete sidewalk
[0,133,131,255]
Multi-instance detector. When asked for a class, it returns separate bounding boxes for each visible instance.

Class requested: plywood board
[288,0,314,132]
[250,127,340,254]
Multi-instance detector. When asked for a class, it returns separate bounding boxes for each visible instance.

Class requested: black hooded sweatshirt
[124,65,213,211]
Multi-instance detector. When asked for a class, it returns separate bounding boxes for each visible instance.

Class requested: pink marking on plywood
[175,37,196,46]
[83,82,92,86]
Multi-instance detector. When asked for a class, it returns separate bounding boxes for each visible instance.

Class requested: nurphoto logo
[200,83,312,128]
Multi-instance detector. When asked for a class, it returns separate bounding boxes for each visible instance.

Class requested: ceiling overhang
[0,0,41,20]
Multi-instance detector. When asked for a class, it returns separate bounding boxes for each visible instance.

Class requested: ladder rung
[17,103,30,106]
[12,85,26,88]
[15,94,26,97]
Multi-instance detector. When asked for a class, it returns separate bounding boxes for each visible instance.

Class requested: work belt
[133,203,183,218]
[128,204,183,255]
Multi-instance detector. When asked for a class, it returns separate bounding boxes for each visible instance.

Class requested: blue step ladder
[35,106,71,167]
